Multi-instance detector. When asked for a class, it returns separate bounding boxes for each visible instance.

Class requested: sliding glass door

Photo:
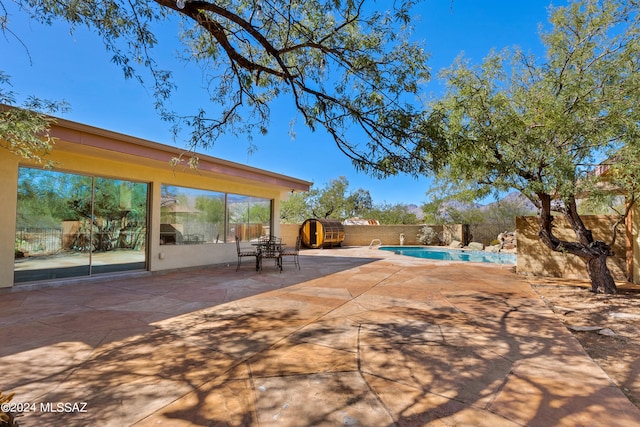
[14,167,148,283]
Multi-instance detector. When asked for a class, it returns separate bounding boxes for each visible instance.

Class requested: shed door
[310,221,317,247]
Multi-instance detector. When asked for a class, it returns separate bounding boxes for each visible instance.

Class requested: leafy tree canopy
[280,176,420,224]
[5,0,429,166]
[279,191,309,224]
[365,202,420,224]
[307,176,356,220]
[0,72,68,164]
[412,0,640,293]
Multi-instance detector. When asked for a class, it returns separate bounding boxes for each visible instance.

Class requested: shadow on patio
[2,247,640,426]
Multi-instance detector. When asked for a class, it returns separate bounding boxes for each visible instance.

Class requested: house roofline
[47,116,312,191]
[0,103,312,192]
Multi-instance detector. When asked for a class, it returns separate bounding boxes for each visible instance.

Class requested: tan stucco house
[1,113,311,288]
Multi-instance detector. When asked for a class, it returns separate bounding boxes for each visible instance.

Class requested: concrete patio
[1,247,639,426]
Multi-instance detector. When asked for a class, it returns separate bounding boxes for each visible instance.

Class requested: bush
[1,390,17,427]
[417,226,439,245]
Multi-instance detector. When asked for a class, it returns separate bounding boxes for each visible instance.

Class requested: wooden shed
[300,218,345,248]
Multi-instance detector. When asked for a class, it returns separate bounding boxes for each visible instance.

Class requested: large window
[14,167,148,282]
[160,186,225,244]
[160,185,272,244]
[228,194,272,242]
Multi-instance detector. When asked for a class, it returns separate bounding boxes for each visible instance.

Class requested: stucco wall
[280,224,302,246]
[0,155,18,288]
[516,215,628,281]
[2,124,306,287]
[41,149,283,275]
[280,223,468,248]
[342,225,426,246]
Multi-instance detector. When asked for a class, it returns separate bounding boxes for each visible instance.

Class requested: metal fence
[15,228,63,256]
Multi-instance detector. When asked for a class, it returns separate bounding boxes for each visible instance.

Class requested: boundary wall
[283,214,639,284]
[516,215,628,281]
[280,223,468,247]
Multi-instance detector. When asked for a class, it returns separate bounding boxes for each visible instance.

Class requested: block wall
[279,223,468,248]
[342,225,426,246]
[516,215,628,281]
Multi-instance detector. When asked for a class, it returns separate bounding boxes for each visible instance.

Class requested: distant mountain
[405,204,425,220]
[418,191,537,222]
[385,192,535,223]
[481,192,537,213]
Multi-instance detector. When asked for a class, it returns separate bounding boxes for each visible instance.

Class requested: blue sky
[1,0,564,205]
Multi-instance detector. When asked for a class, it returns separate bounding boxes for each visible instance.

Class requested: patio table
[252,237,284,271]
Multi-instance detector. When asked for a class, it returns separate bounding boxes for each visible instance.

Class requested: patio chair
[280,235,301,270]
[258,236,282,272]
[235,236,259,271]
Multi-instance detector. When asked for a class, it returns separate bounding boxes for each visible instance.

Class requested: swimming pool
[379,246,517,265]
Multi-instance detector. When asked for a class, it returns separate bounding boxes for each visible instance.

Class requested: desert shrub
[1,390,17,427]
[417,226,439,245]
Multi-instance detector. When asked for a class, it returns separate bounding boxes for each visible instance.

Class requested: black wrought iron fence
[469,222,513,245]
[15,228,63,256]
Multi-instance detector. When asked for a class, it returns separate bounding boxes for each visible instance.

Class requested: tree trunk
[586,252,618,294]
[536,192,618,294]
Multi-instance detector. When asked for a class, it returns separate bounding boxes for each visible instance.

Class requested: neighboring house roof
[577,156,627,198]
[343,218,380,225]
[160,200,202,214]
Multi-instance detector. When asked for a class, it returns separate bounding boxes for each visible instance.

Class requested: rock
[609,312,640,320]
[566,325,617,336]
[342,415,358,426]
[449,240,463,248]
[496,231,517,250]
[599,328,617,336]
[468,242,484,251]
[553,306,576,315]
[567,325,603,332]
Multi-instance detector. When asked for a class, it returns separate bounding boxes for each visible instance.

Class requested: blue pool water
[379,246,517,265]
